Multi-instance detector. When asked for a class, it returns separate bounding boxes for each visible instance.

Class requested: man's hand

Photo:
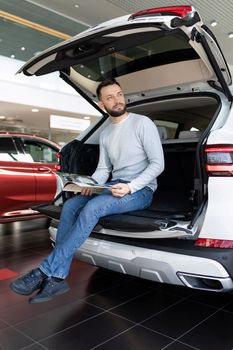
[80,188,93,196]
[110,183,131,197]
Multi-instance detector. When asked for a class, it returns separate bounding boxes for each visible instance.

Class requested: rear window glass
[22,139,58,163]
[72,32,198,82]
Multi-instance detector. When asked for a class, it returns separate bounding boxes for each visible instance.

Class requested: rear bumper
[49,226,233,292]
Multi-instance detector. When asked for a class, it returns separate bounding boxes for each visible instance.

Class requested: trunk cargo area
[34,94,220,236]
[34,140,197,233]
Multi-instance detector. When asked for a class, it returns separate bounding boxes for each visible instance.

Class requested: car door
[19,137,59,203]
[0,136,36,217]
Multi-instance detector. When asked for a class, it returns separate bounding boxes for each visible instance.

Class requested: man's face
[98,84,126,117]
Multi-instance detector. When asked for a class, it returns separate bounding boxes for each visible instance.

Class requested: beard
[104,103,127,117]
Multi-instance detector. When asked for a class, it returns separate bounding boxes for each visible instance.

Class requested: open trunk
[35,93,220,239]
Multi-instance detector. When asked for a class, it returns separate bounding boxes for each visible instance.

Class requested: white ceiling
[1,0,233,136]
[27,0,233,64]
[26,0,127,27]
[0,100,97,132]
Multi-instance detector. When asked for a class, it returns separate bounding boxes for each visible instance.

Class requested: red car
[0,132,60,223]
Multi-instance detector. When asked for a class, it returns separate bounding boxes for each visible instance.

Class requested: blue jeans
[39,180,153,279]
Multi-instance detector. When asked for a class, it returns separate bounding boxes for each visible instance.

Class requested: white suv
[19,6,233,292]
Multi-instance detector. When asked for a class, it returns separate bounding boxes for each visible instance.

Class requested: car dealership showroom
[2,0,233,349]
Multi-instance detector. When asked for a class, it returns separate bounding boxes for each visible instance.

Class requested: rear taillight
[205,145,233,176]
[55,164,61,171]
[129,6,193,20]
[56,152,61,159]
[195,238,233,248]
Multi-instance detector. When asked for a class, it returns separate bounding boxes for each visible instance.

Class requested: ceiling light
[74,3,80,8]
[21,46,25,51]
[31,108,39,112]
[10,54,15,58]
[84,116,90,120]
[210,21,217,27]
[0,115,6,120]
[228,33,233,38]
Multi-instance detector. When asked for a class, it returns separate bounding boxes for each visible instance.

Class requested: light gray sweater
[92,113,164,193]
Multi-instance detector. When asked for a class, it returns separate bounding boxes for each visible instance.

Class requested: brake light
[55,164,61,171]
[205,145,233,176]
[129,6,193,20]
[195,238,233,248]
[56,152,61,159]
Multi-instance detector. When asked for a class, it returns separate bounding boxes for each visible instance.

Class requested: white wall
[0,55,101,116]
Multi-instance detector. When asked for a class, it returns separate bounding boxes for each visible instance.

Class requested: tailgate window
[72,32,199,82]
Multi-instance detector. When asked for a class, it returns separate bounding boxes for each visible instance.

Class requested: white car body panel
[199,178,233,240]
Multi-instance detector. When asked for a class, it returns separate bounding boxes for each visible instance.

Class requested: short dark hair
[96,78,121,100]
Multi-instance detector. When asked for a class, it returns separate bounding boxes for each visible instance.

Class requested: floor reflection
[0,219,233,350]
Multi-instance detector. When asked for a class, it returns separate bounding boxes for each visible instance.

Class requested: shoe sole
[29,286,70,304]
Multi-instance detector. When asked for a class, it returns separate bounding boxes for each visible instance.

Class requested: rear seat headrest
[157,126,168,140]
[178,130,202,139]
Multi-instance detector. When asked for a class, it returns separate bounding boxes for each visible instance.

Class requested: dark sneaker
[9,268,45,295]
[29,277,70,304]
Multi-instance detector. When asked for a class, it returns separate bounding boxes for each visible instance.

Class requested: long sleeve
[128,118,164,193]
[92,113,164,193]
[91,136,112,184]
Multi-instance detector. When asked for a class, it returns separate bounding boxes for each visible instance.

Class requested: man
[10,78,164,303]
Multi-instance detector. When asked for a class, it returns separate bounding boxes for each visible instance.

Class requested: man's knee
[82,199,105,219]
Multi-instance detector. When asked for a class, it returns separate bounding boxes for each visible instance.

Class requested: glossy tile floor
[1,219,233,350]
